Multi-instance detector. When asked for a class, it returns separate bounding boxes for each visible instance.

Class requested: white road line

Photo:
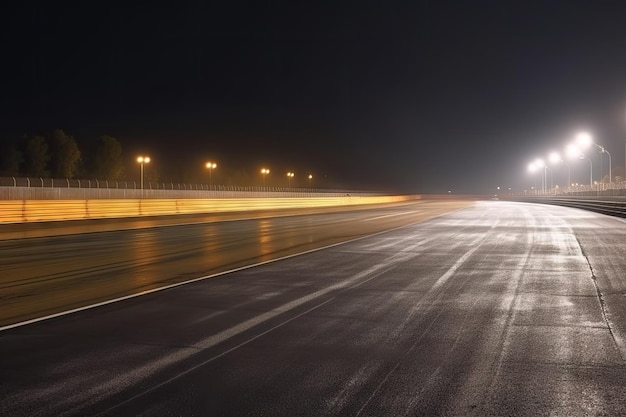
[194,246,423,350]
[0,205,472,415]
[362,211,416,221]
[0,209,465,333]
[96,298,336,415]
[431,243,481,289]
[48,237,429,411]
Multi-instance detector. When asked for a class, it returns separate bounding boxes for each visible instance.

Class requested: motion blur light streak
[0,200,468,328]
[0,195,415,223]
[4,201,626,415]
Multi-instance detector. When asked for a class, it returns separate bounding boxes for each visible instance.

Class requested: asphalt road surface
[2,200,626,416]
[0,200,468,327]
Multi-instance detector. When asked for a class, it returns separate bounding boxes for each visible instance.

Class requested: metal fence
[0,177,375,200]
[515,181,626,198]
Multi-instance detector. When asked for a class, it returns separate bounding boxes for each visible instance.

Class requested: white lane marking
[356,221,497,416]
[0,204,472,415]
[431,243,482,289]
[73,242,430,412]
[97,298,336,415]
[430,219,500,289]
[196,248,421,349]
[362,211,416,221]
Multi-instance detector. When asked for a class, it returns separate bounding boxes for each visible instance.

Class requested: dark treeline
[0,130,334,188]
[1,130,125,181]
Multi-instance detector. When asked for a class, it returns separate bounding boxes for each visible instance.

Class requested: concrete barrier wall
[0,195,419,224]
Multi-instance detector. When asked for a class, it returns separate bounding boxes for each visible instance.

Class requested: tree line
[1,130,125,180]
[1,130,338,188]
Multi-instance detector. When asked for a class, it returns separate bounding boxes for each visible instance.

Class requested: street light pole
[601,147,612,183]
[576,132,611,183]
[567,144,593,186]
[580,154,592,185]
[533,158,546,193]
[308,174,312,189]
[287,172,294,187]
[137,156,150,196]
[206,162,217,189]
[261,168,270,187]
[549,152,570,189]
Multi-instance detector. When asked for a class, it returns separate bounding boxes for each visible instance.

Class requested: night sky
[3,1,626,193]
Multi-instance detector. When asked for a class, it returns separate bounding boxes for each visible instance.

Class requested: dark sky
[3,1,626,192]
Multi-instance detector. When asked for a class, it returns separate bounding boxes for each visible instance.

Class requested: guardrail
[507,196,626,218]
[0,187,374,200]
[0,177,373,200]
[516,181,626,198]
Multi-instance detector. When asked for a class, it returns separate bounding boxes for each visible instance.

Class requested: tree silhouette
[1,145,23,176]
[23,134,50,177]
[49,129,81,178]
[93,135,124,180]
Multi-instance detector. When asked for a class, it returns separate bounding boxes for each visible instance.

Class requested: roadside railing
[0,177,375,200]
[517,181,626,198]
[507,195,626,218]
[506,181,626,218]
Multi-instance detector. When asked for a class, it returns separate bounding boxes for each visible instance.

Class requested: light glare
[549,152,561,164]
[576,132,592,149]
[566,144,581,159]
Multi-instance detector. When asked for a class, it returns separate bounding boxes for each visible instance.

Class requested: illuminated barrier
[0,195,417,224]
